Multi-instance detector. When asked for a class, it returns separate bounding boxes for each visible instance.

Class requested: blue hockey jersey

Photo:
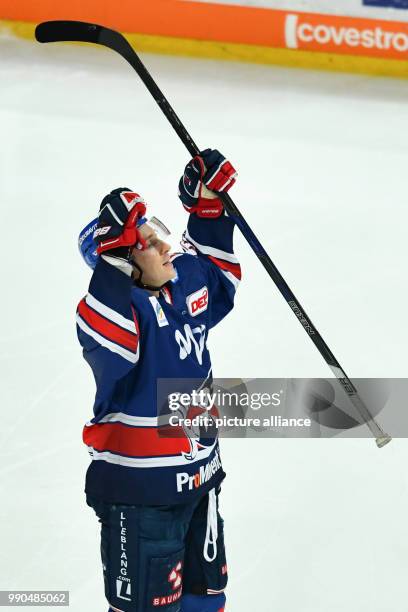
[76,212,241,505]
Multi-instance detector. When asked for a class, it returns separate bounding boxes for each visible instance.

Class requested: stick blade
[35,20,104,44]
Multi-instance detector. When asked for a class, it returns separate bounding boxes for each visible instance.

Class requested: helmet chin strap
[132,261,168,292]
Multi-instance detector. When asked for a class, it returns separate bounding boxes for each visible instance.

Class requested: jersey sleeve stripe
[207,255,242,280]
[86,292,136,332]
[184,230,239,264]
[219,269,240,290]
[83,422,190,457]
[76,315,139,364]
[77,299,138,352]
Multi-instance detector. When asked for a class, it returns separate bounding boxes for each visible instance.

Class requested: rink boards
[1,0,408,77]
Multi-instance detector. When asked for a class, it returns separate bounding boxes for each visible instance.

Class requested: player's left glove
[94,188,148,257]
[178,148,237,218]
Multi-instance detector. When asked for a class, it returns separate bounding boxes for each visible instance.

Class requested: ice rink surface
[1,34,408,611]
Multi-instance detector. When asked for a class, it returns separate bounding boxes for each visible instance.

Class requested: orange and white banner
[1,0,408,63]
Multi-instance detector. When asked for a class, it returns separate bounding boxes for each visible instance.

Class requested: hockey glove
[94,188,147,255]
[178,149,237,218]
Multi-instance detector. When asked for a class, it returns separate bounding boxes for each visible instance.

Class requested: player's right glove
[178,148,237,218]
[94,188,148,260]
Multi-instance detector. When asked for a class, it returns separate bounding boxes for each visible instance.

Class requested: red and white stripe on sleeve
[76,292,139,364]
[183,229,241,290]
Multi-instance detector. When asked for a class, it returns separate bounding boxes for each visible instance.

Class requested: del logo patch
[149,296,169,327]
[186,286,208,317]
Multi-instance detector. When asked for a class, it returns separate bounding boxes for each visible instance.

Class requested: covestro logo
[285,13,408,58]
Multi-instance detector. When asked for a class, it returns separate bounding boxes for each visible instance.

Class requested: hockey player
[77,149,241,612]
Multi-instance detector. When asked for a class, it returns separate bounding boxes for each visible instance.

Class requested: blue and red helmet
[78,217,99,270]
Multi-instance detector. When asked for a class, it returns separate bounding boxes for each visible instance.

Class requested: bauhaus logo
[168,562,182,591]
[152,562,183,607]
[284,13,408,57]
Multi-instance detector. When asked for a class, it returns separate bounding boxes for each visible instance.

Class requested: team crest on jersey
[186,286,208,317]
[149,296,169,327]
[181,402,220,462]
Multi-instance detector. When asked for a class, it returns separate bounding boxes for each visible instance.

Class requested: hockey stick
[35,20,392,447]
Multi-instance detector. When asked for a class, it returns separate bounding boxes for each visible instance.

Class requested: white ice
[1,34,407,611]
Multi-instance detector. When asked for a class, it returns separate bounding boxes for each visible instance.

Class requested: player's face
[131,223,176,287]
